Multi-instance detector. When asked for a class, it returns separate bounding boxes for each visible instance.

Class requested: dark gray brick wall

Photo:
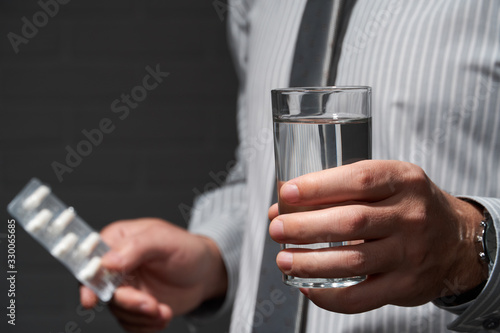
[0,0,237,332]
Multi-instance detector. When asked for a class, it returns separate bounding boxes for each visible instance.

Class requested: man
[81,0,500,332]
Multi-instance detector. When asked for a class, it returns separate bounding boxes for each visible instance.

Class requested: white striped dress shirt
[188,0,500,332]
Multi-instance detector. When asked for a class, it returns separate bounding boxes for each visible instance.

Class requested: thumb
[102,236,166,273]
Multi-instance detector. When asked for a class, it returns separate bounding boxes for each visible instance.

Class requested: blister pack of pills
[7,178,122,302]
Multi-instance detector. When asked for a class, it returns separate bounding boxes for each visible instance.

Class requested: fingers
[100,222,180,273]
[279,160,412,206]
[80,285,99,309]
[269,204,393,244]
[100,218,160,248]
[101,235,164,272]
[276,238,402,279]
[80,285,170,332]
[110,286,172,332]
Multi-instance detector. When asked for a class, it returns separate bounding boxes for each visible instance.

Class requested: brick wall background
[0,0,238,332]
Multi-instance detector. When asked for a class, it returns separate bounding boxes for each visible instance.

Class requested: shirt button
[483,317,500,330]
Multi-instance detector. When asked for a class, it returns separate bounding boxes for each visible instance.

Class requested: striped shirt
[188,0,500,332]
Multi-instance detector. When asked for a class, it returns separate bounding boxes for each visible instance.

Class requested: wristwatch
[477,211,497,271]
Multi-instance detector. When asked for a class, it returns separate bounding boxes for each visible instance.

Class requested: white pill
[78,256,102,281]
[22,185,51,210]
[26,209,53,233]
[51,232,78,257]
[78,232,100,257]
[50,208,76,235]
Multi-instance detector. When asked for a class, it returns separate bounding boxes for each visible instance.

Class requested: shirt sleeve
[434,196,500,332]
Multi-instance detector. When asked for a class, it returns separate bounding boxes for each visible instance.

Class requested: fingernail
[281,183,299,203]
[269,219,284,240]
[277,251,293,272]
[300,288,310,297]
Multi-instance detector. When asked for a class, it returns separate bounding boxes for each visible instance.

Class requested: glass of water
[271,86,372,288]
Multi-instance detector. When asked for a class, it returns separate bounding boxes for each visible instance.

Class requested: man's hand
[268,160,487,314]
[80,218,227,332]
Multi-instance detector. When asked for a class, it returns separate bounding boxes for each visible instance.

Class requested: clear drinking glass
[271,86,372,288]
